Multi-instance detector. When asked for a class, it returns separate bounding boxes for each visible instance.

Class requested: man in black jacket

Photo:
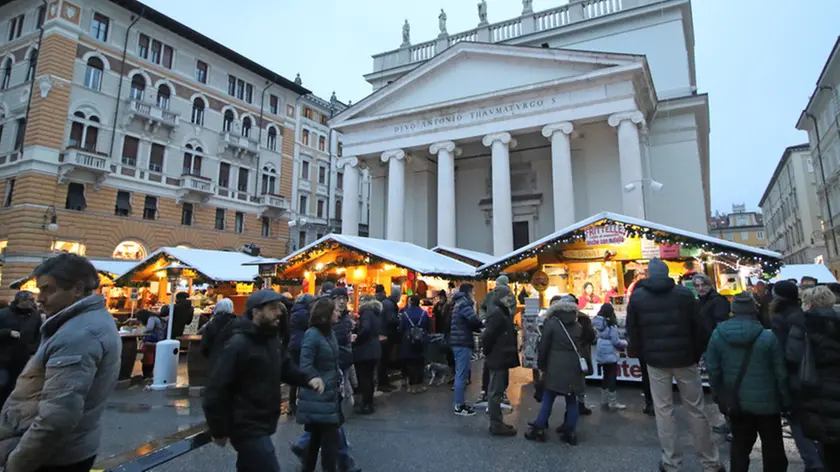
[693,273,730,344]
[626,258,723,472]
[375,284,399,392]
[170,292,195,339]
[203,289,324,472]
[481,285,519,436]
[0,290,40,407]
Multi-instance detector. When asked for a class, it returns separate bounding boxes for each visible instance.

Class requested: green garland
[253,275,304,286]
[481,219,783,279]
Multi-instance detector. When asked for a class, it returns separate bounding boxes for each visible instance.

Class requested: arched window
[242,117,251,137]
[26,49,37,82]
[223,109,234,132]
[335,199,343,221]
[261,165,277,195]
[84,57,104,90]
[182,143,203,176]
[112,240,147,260]
[156,84,170,110]
[1,59,11,89]
[191,98,204,125]
[68,112,100,151]
[130,74,145,100]
[267,127,277,151]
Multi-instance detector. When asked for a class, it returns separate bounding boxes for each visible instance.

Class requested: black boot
[561,431,578,446]
[643,402,655,416]
[578,402,593,416]
[524,424,546,442]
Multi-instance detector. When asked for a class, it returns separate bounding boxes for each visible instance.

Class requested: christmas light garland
[479,219,783,279]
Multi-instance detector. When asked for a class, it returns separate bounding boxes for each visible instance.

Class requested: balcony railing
[371,0,655,72]
[219,131,259,157]
[180,175,216,195]
[259,194,289,211]
[58,148,111,188]
[125,98,179,137]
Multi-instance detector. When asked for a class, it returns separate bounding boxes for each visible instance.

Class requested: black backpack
[405,312,425,346]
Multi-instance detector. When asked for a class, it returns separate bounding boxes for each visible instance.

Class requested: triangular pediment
[332,42,645,126]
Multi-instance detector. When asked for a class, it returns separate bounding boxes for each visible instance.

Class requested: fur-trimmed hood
[358,298,382,314]
[545,300,579,325]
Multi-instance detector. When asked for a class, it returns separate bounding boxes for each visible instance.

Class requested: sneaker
[454,404,476,416]
[475,392,488,407]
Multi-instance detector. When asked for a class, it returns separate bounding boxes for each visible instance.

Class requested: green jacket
[480,284,515,321]
[705,317,791,415]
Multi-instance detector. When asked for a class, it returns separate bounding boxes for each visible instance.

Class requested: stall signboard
[587,351,709,387]
[531,271,549,292]
[641,238,660,259]
[520,298,541,369]
[659,243,681,259]
[129,288,139,301]
[585,225,626,246]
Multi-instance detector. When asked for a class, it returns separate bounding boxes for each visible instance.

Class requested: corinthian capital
[380,149,408,163]
[336,156,359,169]
[608,111,645,128]
[482,132,517,148]
[541,122,574,139]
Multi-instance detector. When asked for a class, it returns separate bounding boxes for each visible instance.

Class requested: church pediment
[332,42,647,127]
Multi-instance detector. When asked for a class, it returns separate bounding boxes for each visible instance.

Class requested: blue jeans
[789,416,823,469]
[534,390,579,431]
[452,346,472,407]
[297,426,349,456]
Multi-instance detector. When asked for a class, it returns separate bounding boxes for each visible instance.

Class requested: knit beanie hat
[495,275,510,286]
[731,292,758,316]
[772,280,798,302]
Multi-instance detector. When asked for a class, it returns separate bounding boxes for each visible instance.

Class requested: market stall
[432,246,495,268]
[768,263,837,284]
[478,211,783,383]
[9,259,136,296]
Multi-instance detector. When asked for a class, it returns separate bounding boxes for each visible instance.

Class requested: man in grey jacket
[0,253,121,472]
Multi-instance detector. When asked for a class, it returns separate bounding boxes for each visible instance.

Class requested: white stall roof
[89,259,137,277]
[119,247,265,283]
[256,235,477,278]
[432,246,495,265]
[770,264,837,284]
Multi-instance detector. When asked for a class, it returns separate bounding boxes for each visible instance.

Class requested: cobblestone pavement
[96,362,807,472]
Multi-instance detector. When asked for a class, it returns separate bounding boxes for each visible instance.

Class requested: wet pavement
[95,361,808,472]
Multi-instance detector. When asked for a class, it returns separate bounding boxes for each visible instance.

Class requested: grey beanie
[648,258,669,278]
[495,275,510,286]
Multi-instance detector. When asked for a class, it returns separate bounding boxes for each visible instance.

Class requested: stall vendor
[578,282,602,308]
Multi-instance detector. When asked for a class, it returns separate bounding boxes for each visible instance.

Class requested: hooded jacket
[538,300,585,395]
[482,300,520,370]
[0,303,41,366]
[288,294,316,353]
[199,311,235,360]
[449,291,482,349]
[786,306,840,444]
[170,297,195,339]
[375,290,400,337]
[203,316,312,440]
[626,259,704,368]
[0,295,120,471]
[297,327,342,425]
[353,298,382,362]
[593,315,627,365]
[697,289,731,338]
[705,316,790,415]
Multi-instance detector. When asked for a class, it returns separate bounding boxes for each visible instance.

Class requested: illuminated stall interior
[10,259,135,297]
[478,212,783,316]
[266,234,479,310]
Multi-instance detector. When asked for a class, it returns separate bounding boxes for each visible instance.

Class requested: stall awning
[432,246,495,267]
[9,259,138,289]
[113,247,267,285]
[257,234,477,278]
[769,264,837,284]
[478,212,783,277]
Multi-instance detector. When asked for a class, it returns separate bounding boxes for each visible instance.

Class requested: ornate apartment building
[759,143,826,265]
[708,204,767,249]
[0,0,311,296]
[289,87,371,251]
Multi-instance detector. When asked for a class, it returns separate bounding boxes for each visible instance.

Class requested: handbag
[556,318,588,373]
[717,332,760,417]
[799,334,820,388]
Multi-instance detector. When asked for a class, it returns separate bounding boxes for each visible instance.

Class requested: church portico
[331,41,708,254]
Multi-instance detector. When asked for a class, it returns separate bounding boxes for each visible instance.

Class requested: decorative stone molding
[37,75,53,98]
[607,111,645,128]
[336,156,359,169]
[482,132,517,148]
[429,140,462,156]
[380,149,409,163]
[541,122,574,138]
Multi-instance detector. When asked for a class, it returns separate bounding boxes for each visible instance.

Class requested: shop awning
[478,212,783,277]
[431,246,495,267]
[256,235,477,278]
[9,259,139,289]
[113,247,267,285]
[769,264,837,284]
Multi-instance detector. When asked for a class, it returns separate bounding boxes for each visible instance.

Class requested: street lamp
[259,263,278,290]
[150,263,188,390]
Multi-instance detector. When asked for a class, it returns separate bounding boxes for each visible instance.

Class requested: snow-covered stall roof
[770,264,837,284]
[113,247,266,285]
[432,246,495,267]
[8,258,140,289]
[256,235,477,278]
[478,212,783,277]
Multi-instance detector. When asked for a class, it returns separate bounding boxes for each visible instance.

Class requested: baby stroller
[425,334,452,385]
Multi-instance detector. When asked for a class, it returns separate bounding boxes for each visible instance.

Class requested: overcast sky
[142,0,840,215]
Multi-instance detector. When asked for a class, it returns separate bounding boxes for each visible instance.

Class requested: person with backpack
[705,292,790,472]
[400,295,430,394]
[200,298,236,361]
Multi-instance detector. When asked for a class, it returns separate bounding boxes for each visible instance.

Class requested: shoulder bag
[717,332,760,417]
[555,318,588,373]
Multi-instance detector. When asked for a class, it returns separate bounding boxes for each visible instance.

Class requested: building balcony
[125,98,179,140]
[299,180,311,192]
[317,183,329,196]
[58,148,111,189]
[177,174,216,203]
[258,193,290,217]
[219,131,259,158]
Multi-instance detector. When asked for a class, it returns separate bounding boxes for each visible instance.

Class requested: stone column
[337,156,360,236]
[430,141,460,248]
[542,122,575,230]
[381,149,409,241]
[482,132,516,256]
[608,111,646,219]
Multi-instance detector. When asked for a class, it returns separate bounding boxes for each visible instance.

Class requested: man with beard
[0,291,40,407]
[204,289,324,472]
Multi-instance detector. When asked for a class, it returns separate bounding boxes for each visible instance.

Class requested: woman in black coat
[353,295,382,414]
